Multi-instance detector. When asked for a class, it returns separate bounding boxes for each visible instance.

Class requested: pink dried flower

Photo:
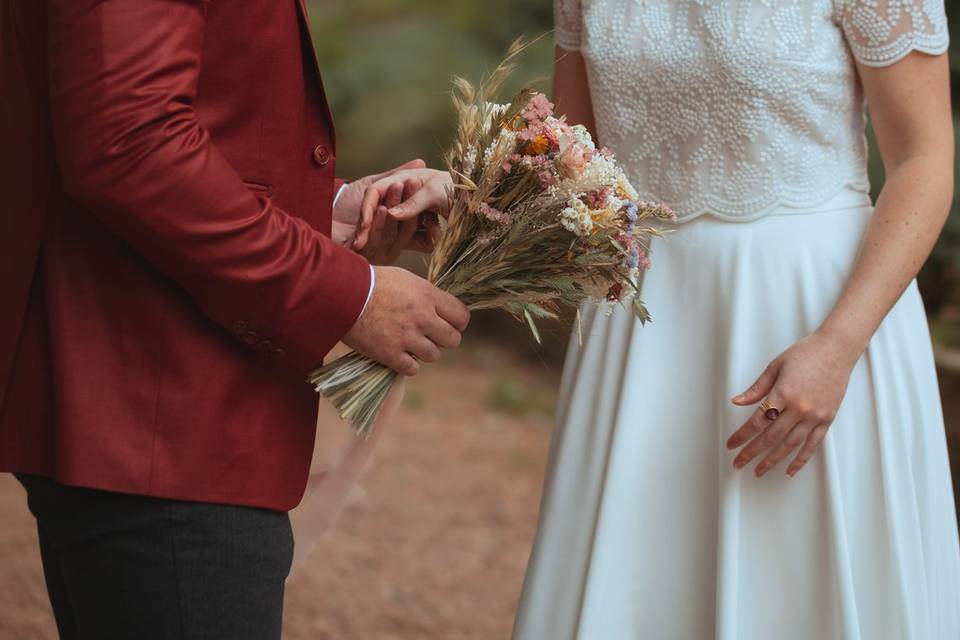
[537,170,559,188]
[541,123,561,153]
[585,187,613,209]
[479,203,512,225]
[519,154,550,172]
[637,249,652,270]
[615,231,636,251]
[557,142,592,179]
[522,93,554,123]
[518,125,539,142]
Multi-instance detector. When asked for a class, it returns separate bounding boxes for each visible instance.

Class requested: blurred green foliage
[308,0,554,177]
[489,375,554,418]
[311,0,960,334]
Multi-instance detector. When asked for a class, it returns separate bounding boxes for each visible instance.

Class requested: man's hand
[331,159,427,248]
[354,169,453,256]
[343,266,470,376]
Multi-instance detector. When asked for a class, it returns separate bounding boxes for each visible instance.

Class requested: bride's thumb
[732,363,778,405]
[388,189,431,221]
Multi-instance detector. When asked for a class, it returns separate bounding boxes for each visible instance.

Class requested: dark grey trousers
[16,474,293,640]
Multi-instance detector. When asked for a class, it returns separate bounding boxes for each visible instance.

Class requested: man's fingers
[366,206,389,256]
[388,217,420,262]
[390,353,420,377]
[433,290,470,332]
[408,337,441,364]
[425,317,463,350]
[377,208,400,260]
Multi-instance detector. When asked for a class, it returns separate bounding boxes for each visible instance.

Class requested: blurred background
[2,1,960,638]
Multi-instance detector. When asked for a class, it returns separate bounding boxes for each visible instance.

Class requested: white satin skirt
[513,191,960,640]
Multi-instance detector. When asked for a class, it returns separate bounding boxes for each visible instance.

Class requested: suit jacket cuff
[285,242,372,373]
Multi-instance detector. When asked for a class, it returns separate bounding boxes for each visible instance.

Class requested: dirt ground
[0,339,559,640]
[2,339,959,640]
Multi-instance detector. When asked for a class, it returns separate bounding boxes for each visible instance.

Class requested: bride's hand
[354,168,451,255]
[725,329,863,478]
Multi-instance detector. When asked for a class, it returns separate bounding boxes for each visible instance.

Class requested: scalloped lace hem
[659,181,873,224]
[849,32,950,68]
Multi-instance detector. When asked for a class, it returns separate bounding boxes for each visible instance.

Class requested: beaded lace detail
[553,0,948,221]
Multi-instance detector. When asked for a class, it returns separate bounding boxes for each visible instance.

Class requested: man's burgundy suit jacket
[0,0,372,511]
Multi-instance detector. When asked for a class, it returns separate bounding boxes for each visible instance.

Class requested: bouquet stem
[309,352,399,437]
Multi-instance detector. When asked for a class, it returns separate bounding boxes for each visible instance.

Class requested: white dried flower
[570,124,596,150]
[555,154,623,201]
[483,130,517,165]
[463,148,478,176]
[560,197,594,236]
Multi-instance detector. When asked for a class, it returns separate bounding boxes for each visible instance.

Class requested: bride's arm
[553,47,599,142]
[726,51,953,477]
[818,55,954,359]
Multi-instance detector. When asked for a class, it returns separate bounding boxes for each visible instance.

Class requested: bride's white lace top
[554,0,949,221]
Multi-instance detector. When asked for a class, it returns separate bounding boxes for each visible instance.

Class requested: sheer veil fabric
[289,379,406,574]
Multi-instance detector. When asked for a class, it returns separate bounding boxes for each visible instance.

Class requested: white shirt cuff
[333,183,374,318]
[360,265,375,318]
[333,183,348,208]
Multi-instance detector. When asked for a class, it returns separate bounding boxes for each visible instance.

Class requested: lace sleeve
[554,0,583,51]
[838,0,949,67]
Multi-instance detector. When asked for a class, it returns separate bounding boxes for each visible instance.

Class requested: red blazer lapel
[295,0,337,146]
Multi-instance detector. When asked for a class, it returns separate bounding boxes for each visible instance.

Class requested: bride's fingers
[378,183,405,253]
[726,409,768,451]
[356,181,388,250]
[409,213,440,253]
[726,388,786,450]
[368,159,426,183]
[786,424,830,477]
[385,179,423,258]
[732,407,799,471]
[754,421,816,477]
[732,360,781,406]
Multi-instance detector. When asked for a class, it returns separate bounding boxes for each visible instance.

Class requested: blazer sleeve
[46,0,371,374]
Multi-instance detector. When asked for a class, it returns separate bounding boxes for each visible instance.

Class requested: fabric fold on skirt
[513,192,960,640]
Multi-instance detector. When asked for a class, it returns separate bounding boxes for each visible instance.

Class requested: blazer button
[312,144,331,167]
[232,320,247,335]
[256,339,273,355]
[270,348,286,359]
[242,331,259,346]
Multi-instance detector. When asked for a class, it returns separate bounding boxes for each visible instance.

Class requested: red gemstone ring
[759,398,781,421]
